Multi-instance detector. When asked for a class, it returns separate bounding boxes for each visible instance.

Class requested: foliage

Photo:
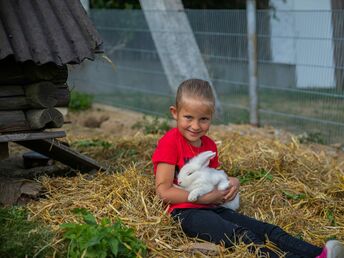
[282,191,306,200]
[237,169,273,185]
[297,132,325,145]
[60,208,147,258]
[132,115,171,135]
[69,91,94,111]
[0,206,54,258]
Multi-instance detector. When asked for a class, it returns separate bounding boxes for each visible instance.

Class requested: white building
[270,0,335,88]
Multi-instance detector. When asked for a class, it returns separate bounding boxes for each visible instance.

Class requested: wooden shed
[0,0,103,171]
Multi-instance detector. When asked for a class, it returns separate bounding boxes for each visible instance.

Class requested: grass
[69,90,94,111]
[0,206,55,258]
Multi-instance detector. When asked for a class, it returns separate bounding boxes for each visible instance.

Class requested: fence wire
[68,9,344,144]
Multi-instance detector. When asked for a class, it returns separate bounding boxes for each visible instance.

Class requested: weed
[326,209,337,226]
[132,115,170,135]
[282,191,306,200]
[69,90,94,111]
[60,208,147,258]
[298,132,325,144]
[0,206,54,258]
[238,169,273,185]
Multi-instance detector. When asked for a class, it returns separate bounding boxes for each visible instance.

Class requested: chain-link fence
[68,9,344,144]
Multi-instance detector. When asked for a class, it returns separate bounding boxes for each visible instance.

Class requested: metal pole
[246,0,259,126]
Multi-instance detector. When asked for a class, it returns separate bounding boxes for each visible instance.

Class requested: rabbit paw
[188,191,199,202]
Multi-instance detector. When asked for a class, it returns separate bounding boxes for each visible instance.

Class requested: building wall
[270,0,335,88]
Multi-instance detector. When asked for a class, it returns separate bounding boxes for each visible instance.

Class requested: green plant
[297,132,325,144]
[282,191,306,200]
[69,91,94,111]
[60,208,146,258]
[0,206,54,258]
[132,115,170,135]
[238,169,273,185]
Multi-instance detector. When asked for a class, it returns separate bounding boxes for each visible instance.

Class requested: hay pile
[27,126,344,257]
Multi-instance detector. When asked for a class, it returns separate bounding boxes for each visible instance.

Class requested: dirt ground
[64,103,344,162]
[4,102,344,178]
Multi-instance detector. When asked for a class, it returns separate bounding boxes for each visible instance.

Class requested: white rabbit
[177,151,240,210]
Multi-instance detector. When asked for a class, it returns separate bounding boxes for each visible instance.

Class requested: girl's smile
[170,97,213,147]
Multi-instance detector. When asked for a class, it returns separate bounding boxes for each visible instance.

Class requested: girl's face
[170,97,213,147]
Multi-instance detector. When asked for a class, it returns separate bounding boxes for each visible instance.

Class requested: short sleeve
[152,132,179,173]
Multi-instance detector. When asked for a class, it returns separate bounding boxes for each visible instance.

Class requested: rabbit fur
[177,151,240,210]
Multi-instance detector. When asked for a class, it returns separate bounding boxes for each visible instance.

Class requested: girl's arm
[156,163,229,205]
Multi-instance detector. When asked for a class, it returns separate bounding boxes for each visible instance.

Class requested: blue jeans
[171,207,322,258]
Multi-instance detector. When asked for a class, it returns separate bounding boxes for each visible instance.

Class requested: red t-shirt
[152,128,219,213]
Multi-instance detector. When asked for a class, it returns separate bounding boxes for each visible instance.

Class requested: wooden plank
[17,139,103,172]
[0,131,66,143]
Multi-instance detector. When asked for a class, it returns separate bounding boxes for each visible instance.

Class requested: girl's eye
[184,116,192,120]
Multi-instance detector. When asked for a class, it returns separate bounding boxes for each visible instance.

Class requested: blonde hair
[176,79,215,112]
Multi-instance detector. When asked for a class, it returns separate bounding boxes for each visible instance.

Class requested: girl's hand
[197,188,230,205]
[224,177,240,202]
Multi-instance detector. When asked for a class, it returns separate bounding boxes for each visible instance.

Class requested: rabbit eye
[187,171,194,176]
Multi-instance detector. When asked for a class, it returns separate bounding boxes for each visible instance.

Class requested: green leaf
[282,191,306,200]
[109,238,119,256]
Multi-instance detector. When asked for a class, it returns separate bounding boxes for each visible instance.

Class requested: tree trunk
[139,0,222,115]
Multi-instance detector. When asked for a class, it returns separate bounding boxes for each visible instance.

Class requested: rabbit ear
[193,151,216,168]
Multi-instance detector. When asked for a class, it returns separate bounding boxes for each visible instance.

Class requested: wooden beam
[17,139,103,172]
[0,131,66,143]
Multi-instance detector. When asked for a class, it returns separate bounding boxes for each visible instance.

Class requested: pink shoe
[317,240,344,258]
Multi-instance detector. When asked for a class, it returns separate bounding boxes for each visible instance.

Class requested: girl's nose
[191,121,200,130]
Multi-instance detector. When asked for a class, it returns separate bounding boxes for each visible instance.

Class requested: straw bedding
[27,125,344,257]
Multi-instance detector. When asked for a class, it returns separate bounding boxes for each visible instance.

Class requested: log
[0,85,24,97]
[0,111,30,132]
[0,84,70,110]
[25,82,58,107]
[25,108,64,129]
[0,58,68,85]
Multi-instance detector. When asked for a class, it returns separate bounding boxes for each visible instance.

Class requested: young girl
[152,78,344,258]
